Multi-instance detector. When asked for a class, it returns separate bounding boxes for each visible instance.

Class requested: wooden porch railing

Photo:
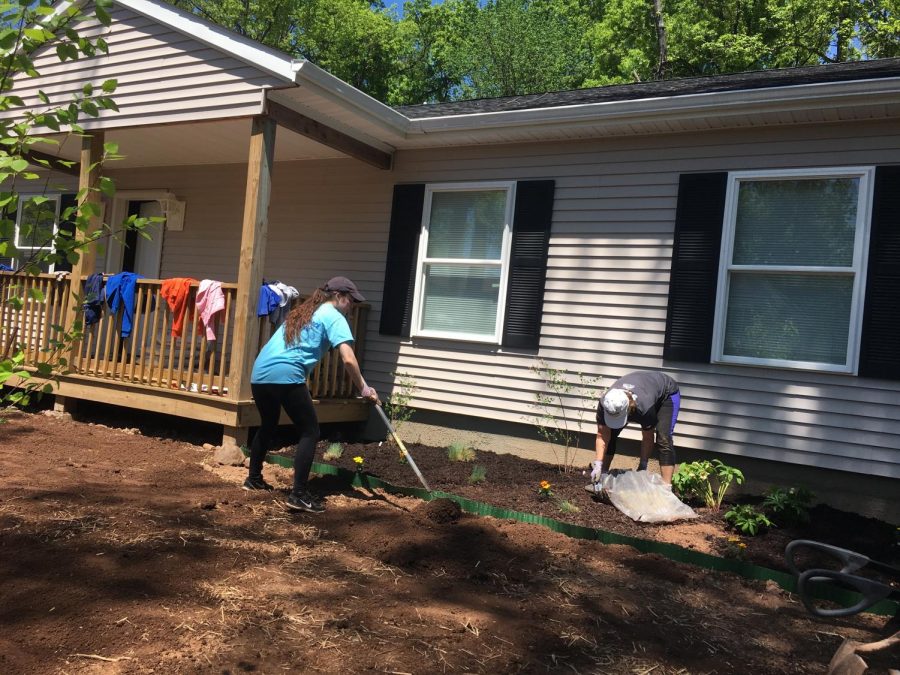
[1,272,368,401]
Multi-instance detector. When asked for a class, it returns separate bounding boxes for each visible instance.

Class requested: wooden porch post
[64,132,104,337]
[229,116,276,401]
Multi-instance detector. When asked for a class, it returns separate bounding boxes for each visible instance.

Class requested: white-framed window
[12,194,63,273]
[712,167,875,373]
[410,181,516,343]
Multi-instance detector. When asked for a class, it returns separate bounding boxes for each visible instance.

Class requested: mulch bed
[299,438,899,575]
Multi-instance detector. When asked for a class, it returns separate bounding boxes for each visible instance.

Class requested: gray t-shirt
[599,371,679,429]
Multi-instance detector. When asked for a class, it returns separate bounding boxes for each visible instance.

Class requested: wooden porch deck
[1,272,371,440]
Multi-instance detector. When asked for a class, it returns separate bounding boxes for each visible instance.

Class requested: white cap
[602,388,630,429]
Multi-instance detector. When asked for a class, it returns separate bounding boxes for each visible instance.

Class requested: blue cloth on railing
[0,263,13,271]
[82,273,105,327]
[257,281,281,319]
[105,271,144,338]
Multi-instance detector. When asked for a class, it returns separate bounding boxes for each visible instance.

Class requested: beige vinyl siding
[111,117,899,479]
[4,5,284,129]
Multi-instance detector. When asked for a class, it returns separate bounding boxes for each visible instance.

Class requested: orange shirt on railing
[160,277,197,338]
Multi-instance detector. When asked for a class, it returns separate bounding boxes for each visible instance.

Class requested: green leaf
[10,158,28,172]
[36,362,53,376]
[0,29,19,51]
[24,28,48,42]
[98,176,115,198]
[97,97,119,112]
[101,79,117,93]
[95,5,112,26]
[82,83,93,96]
[28,286,45,302]
[42,383,54,394]
[81,100,99,117]
[103,141,119,155]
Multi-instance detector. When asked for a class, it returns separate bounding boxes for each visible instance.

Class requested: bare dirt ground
[0,409,896,674]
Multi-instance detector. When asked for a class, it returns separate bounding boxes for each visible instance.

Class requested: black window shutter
[859,165,900,380]
[54,193,78,272]
[501,180,554,350]
[663,173,728,362]
[379,184,425,337]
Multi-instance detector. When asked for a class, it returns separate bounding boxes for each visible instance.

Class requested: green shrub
[763,486,815,526]
[447,442,476,462]
[468,465,487,484]
[724,504,773,536]
[383,372,417,434]
[673,459,744,511]
[558,500,581,514]
[323,443,343,461]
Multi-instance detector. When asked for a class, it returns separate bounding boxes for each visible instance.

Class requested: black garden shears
[785,539,900,618]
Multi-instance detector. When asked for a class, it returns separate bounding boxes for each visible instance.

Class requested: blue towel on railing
[0,263,12,271]
[257,281,281,319]
[82,273,105,327]
[105,271,144,338]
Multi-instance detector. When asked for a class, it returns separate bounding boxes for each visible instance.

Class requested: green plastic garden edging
[260,454,897,617]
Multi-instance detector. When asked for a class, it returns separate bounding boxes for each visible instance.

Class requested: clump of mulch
[415,497,462,524]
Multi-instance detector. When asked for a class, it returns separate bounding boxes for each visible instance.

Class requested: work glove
[589,460,605,483]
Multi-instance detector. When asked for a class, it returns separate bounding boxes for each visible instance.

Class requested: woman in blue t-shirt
[244,276,379,513]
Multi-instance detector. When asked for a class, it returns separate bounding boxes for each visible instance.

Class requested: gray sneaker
[285,490,325,513]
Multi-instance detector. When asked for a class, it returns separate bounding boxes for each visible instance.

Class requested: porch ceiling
[41,117,348,170]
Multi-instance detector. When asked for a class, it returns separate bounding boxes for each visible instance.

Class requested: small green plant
[538,480,553,501]
[672,459,744,511]
[323,443,344,461]
[383,372,417,435]
[558,500,580,514]
[528,359,602,474]
[762,486,815,526]
[721,535,748,559]
[447,442,476,462]
[724,504,773,536]
[468,465,486,484]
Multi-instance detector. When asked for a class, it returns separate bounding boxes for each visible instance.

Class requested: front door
[115,200,164,277]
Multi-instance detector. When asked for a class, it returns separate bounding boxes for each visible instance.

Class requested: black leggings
[248,383,319,495]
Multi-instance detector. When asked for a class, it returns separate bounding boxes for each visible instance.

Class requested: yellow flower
[727,536,741,543]
[540,480,551,490]
[738,543,747,549]
[353,456,364,465]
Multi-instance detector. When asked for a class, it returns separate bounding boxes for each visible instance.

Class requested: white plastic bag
[596,470,697,523]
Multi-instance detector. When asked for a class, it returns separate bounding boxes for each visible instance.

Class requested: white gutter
[407,77,900,134]
[290,60,410,137]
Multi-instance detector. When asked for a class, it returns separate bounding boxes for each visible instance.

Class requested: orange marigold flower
[540,480,551,490]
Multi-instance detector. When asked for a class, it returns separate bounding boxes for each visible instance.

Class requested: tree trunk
[652,0,668,79]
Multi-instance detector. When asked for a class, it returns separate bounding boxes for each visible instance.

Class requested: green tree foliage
[169,0,404,101]
[437,0,592,99]
[586,0,900,85]
[166,0,898,102]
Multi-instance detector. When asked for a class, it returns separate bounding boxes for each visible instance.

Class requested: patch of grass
[558,500,581,514]
[447,442,476,462]
[323,442,343,461]
[468,465,486,484]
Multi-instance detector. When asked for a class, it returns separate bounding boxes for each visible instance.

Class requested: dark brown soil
[1,410,897,675]
[309,440,899,574]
